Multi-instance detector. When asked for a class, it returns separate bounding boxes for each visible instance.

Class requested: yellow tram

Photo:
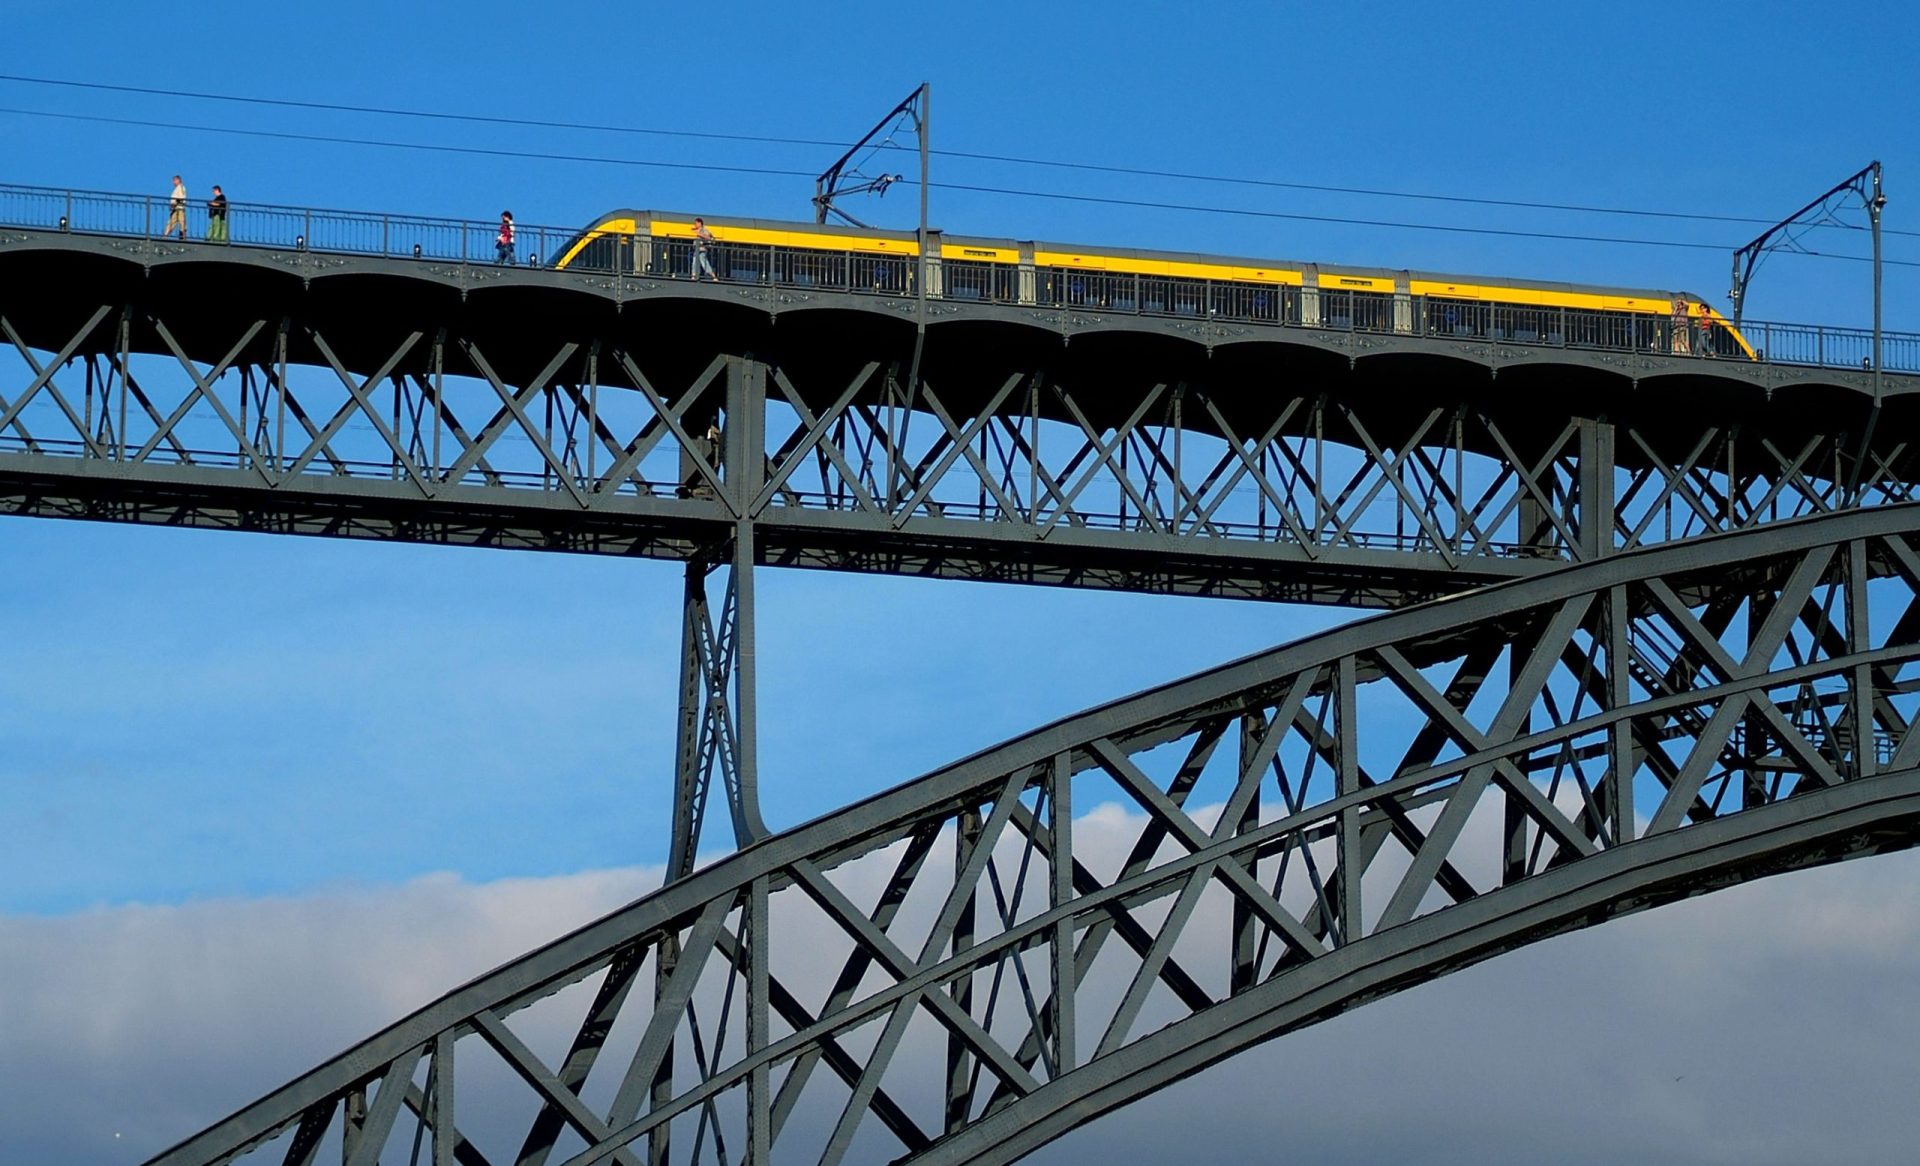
[555,210,1753,358]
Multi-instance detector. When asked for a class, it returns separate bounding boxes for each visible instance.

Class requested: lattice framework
[143,504,1920,1166]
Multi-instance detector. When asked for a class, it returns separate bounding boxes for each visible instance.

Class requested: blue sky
[1,1,1914,908]
[6,4,1920,1163]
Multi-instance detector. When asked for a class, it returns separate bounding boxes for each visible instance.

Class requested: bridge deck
[2,193,1916,606]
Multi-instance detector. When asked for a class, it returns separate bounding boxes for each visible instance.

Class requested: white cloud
[0,866,663,1164]
[6,814,1920,1165]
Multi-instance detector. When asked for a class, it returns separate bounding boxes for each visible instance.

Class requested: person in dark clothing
[207,185,229,243]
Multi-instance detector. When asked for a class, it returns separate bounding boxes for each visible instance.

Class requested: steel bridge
[142,504,1920,1166]
[1,186,1916,616]
[2,185,1918,1163]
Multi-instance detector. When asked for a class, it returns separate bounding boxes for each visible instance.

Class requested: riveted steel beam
[138,503,1920,1166]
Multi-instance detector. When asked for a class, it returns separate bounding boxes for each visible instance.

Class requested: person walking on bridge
[164,174,188,241]
[691,217,719,282]
[495,211,515,265]
[207,185,229,244]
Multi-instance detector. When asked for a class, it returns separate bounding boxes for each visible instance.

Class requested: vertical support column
[1576,416,1615,561]
[275,318,291,478]
[728,355,767,847]
[1310,396,1327,542]
[1503,625,1534,884]
[1048,751,1075,1078]
[946,807,981,1133]
[341,1086,367,1166]
[429,329,445,485]
[391,372,405,483]
[1848,536,1875,779]
[116,305,131,462]
[668,561,717,882]
[666,356,770,882]
[729,516,763,846]
[649,936,678,1166]
[745,876,771,1165]
[1740,702,1769,810]
[82,351,96,447]
[1230,713,1262,994]
[431,1031,455,1166]
[238,363,250,469]
[1516,486,1549,558]
[1606,584,1635,844]
[586,340,601,487]
[1335,658,1362,946]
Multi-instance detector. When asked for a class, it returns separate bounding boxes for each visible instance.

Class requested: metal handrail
[2,181,1914,374]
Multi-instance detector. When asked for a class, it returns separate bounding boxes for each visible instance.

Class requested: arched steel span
[146,502,1920,1166]
[2,228,1917,608]
[15,224,1920,879]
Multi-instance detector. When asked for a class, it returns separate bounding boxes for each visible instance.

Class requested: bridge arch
[145,502,1920,1166]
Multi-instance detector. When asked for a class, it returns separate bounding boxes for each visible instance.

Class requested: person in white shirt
[164,175,188,241]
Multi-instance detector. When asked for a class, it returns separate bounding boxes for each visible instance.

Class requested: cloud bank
[6,829,1920,1165]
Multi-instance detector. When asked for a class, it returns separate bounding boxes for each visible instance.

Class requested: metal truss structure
[1,233,1915,608]
[6,219,1920,1162]
[4,229,1918,871]
[143,502,1920,1166]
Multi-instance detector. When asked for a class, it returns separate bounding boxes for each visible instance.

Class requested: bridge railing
[1735,318,1920,372]
[0,183,579,270]
[3,181,1915,374]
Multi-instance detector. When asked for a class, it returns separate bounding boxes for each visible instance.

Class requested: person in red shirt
[495,211,515,265]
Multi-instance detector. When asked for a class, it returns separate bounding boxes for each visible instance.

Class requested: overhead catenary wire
[1,71,1911,240]
[0,107,818,182]
[1,104,1913,269]
[0,73,850,150]
[934,179,1920,266]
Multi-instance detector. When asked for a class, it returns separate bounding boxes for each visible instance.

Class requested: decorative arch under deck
[145,503,1920,1166]
[3,228,1918,610]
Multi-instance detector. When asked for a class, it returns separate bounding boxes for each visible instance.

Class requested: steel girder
[670,535,769,877]
[0,277,1915,608]
[141,502,1920,1166]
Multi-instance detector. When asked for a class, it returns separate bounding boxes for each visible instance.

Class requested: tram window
[721,244,768,285]
[945,260,1012,302]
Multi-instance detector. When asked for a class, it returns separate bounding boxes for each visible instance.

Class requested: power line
[2,71,1910,239]
[938,180,1920,266]
[931,147,1914,237]
[2,104,1914,269]
[0,72,850,151]
[0,107,816,181]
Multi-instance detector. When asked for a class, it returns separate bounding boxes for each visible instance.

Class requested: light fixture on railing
[412,243,422,259]
[526,253,539,268]
[57,215,68,231]
[295,234,306,251]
